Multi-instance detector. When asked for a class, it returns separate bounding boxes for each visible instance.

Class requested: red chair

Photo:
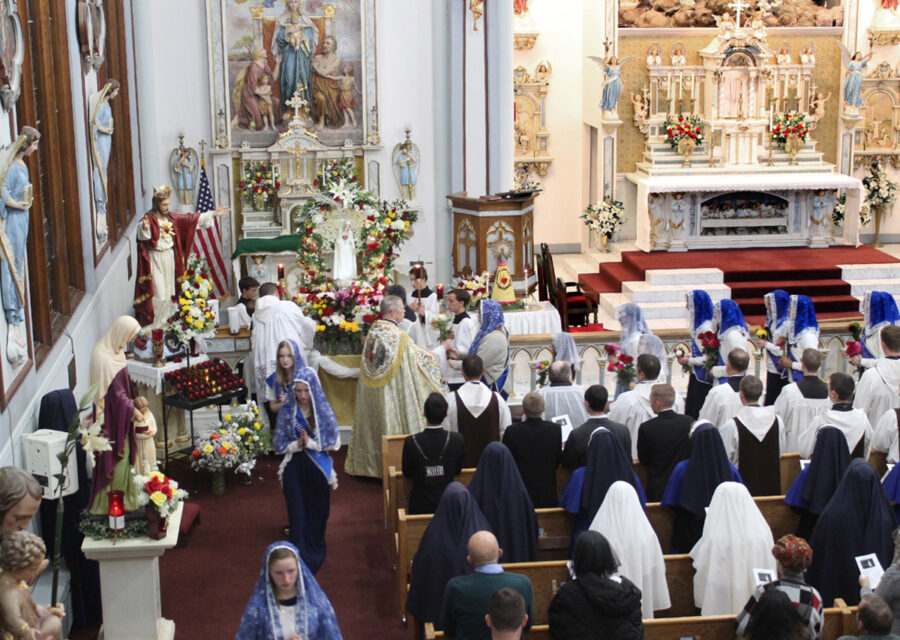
[541,243,596,331]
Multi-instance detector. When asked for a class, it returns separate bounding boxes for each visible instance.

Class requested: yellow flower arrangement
[149,491,167,507]
[203,443,214,455]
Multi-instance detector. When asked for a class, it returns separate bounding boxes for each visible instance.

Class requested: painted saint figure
[842,50,873,110]
[271,0,318,117]
[0,126,39,368]
[133,185,229,328]
[90,80,118,245]
[172,148,195,206]
[310,36,344,130]
[233,47,281,132]
[397,143,418,200]
[599,57,624,112]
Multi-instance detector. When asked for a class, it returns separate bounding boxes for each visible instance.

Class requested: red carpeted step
[724,268,843,284]
[729,279,852,299]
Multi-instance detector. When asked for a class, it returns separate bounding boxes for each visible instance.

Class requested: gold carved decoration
[868,28,900,47]
[514,32,538,50]
[514,61,553,186]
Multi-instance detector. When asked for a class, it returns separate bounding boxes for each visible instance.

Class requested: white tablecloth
[127,355,209,394]
[503,301,562,336]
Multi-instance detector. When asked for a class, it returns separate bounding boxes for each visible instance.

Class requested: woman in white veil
[616,303,650,357]
[552,332,580,380]
[638,333,668,381]
[691,482,775,615]
[590,481,670,618]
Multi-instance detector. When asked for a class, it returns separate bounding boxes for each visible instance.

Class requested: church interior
[1,0,900,638]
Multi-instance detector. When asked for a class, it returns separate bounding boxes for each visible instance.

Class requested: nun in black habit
[467,442,538,563]
[559,428,646,547]
[807,458,895,606]
[785,426,851,540]
[37,389,103,629]
[661,421,743,553]
[405,482,491,631]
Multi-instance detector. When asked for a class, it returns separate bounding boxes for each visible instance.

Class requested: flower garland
[863,161,897,210]
[167,254,217,347]
[663,114,704,149]
[771,112,810,145]
[132,470,187,518]
[294,173,416,287]
[293,279,385,345]
[581,198,626,236]
[238,161,281,207]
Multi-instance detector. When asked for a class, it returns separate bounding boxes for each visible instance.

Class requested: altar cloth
[626,172,862,193]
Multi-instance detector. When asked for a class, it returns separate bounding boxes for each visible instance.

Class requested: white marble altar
[81,503,183,640]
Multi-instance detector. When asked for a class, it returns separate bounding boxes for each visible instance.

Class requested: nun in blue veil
[785,426,850,540]
[807,459,895,606]
[662,421,742,553]
[274,367,341,575]
[467,442,538,563]
[235,541,342,640]
[559,427,646,548]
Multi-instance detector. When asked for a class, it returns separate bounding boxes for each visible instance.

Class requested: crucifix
[727,0,747,28]
[409,258,434,319]
[198,139,207,165]
[286,92,308,123]
[288,143,309,184]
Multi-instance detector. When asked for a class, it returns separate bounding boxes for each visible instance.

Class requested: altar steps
[578,247,899,327]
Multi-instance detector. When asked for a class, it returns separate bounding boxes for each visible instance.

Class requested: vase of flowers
[132,470,188,540]
[863,161,897,247]
[771,112,810,165]
[167,255,217,349]
[455,273,489,310]
[581,198,626,252]
[239,161,280,211]
[191,428,242,495]
[664,114,703,167]
[831,192,846,228]
[529,360,551,386]
[219,403,271,484]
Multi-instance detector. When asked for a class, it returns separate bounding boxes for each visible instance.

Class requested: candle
[277,263,285,280]
[412,262,423,281]
[436,284,444,300]
[108,490,125,531]
[152,328,163,341]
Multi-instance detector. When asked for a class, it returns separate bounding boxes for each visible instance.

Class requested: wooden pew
[781,452,802,494]
[425,601,855,640]
[382,435,409,528]
[396,508,575,616]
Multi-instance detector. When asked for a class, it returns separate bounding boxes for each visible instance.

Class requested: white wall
[513,0,586,248]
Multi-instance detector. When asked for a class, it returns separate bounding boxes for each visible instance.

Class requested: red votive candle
[108,490,125,530]
[412,263,423,280]
[436,284,444,300]
[151,328,163,341]
[277,263,285,280]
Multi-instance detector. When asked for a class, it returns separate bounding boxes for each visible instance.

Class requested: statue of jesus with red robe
[133,185,228,328]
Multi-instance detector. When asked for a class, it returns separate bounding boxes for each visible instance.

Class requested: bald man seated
[440,531,535,640]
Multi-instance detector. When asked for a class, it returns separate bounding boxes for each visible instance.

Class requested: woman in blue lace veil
[235,541,342,639]
[274,367,341,575]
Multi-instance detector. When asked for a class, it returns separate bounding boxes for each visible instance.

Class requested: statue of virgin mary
[332,220,357,282]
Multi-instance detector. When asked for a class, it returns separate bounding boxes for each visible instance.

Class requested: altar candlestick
[277,263,285,280]
[436,284,444,300]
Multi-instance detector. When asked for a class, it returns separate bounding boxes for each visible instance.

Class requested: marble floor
[552,241,900,332]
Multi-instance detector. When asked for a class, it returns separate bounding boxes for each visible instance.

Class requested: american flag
[192,160,229,297]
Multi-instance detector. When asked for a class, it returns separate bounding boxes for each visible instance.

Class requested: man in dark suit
[502,392,562,508]
[401,393,465,514]
[637,383,692,502]
[562,385,631,469]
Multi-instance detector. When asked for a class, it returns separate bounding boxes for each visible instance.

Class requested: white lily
[79,423,112,455]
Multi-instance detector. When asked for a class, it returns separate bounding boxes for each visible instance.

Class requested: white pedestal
[81,503,183,640]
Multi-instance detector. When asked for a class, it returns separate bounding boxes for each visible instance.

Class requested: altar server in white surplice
[538,361,589,426]
[438,288,478,391]
[718,375,784,496]
[780,295,820,384]
[854,291,900,369]
[590,481,671,619]
[608,354,685,460]
[698,348,749,428]
[853,325,900,426]
[773,348,830,454]
[801,372,872,459]
[691,482,776,616]
[709,300,750,382]
[868,406,900,469]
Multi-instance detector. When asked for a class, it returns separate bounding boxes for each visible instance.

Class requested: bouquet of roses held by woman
[697,330,721,374]
[605,343,635,385]
[431,313,454,341]
[846,321,863,360]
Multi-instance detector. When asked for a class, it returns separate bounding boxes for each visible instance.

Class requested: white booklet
[856,553,885,589]
[753,568,777,586]
[551,414,574,443]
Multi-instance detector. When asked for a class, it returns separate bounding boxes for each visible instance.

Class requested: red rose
[217,448,227,455]
[324,306,334,315]
[238,181,245,188]
[192,450,200,458]
[607,362,616,372]
[668,131,674,138]
[709,338,721,348]
[275,182,281,188]
[363,314,376,324]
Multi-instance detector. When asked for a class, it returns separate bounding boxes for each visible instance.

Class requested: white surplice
[871,407,900,463]
[539,384,590,426]
[698,381,742,428]
[799,406,872,458]
[773,383,831,454]
[443,380,511,439]
[853,358,900,425]
[718,405,784,467]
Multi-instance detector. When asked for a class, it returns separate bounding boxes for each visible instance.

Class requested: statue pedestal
[81,503,183,640]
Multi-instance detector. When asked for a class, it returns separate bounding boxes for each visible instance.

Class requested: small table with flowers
[160,358,247,473]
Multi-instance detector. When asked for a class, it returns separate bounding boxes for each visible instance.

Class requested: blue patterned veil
[470,299,506,354]
[274,367,340,485]
[863,291,900,336]
[789,295,818,341]
[266,339,306,391]
[715,299,748,338]
[764,289,791,338]
[235,541,342,640]
[687,290,715,338]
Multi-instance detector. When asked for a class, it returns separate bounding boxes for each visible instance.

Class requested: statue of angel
[715,12,736,41]
[839,44,873,111]
[588,55,634,113]
[809,91,831,122]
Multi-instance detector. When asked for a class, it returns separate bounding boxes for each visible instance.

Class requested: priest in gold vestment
[345,295,446,477]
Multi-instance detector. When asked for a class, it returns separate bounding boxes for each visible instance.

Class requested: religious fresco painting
[224,0,366,148]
